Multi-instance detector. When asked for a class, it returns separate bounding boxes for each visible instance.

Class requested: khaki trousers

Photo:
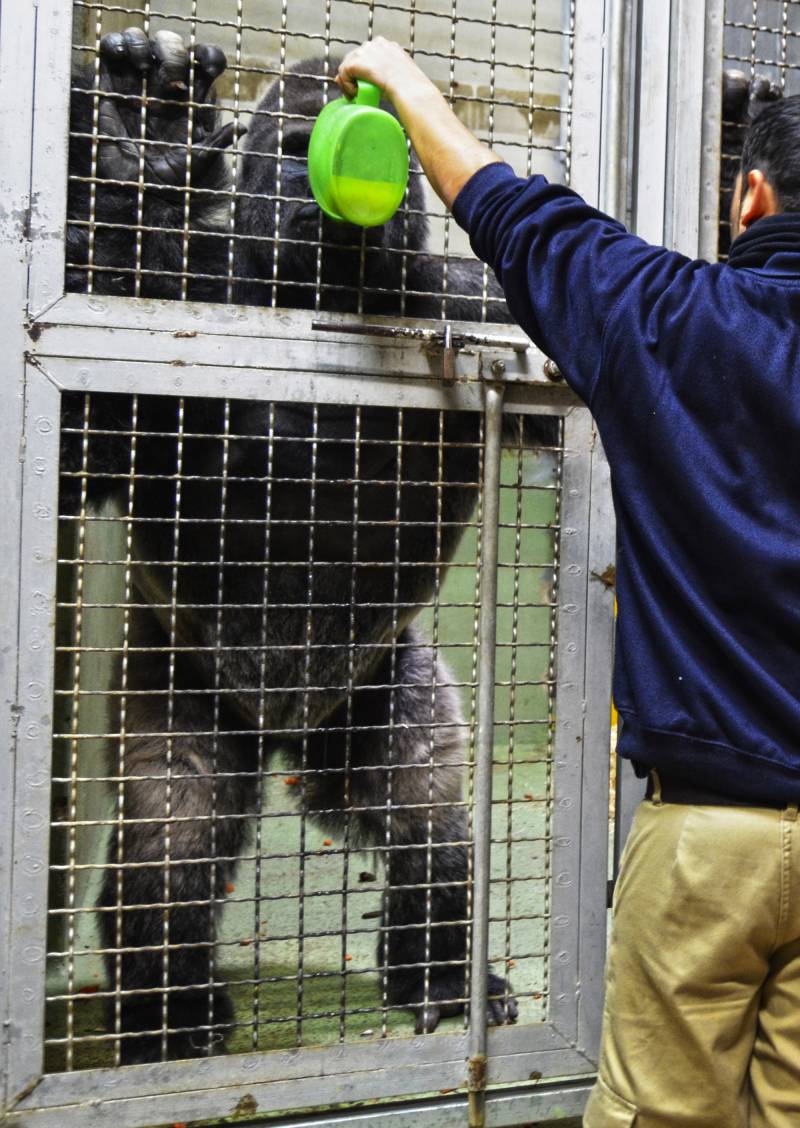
[584,790,800,1127]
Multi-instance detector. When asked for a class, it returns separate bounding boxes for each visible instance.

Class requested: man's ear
[740,168,781,228]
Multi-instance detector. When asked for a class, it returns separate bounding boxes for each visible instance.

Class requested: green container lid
[308,80,409,228]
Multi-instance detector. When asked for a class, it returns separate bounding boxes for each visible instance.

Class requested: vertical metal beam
[570,0,607,207]
[0,0,40,1112]
[636,0,724,256]
[467,380,505,1128]
[633,0,672,245]
[666,0,723,256]
[547,407,593,1048]
[577,428,615,1062]
[28,0,74,317]
[699,0,725,262]
[601,0,635,222]
[6,368,63,1102]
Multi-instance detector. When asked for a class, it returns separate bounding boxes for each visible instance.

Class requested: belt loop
[650,769,663,806]
[785,803,798,822]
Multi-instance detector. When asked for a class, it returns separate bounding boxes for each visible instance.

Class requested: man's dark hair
[741,95,800,213]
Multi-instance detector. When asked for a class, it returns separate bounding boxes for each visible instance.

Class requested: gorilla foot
[111,987,234,1065]
[394,970,518,1034]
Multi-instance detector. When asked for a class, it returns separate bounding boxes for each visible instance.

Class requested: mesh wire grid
[67,0,573,315]
[720,0,800,254]
[45,389,564,1070]
[49,0,573,1076]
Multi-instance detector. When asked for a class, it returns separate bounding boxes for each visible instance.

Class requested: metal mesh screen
[45,390,563,1070]
[721,0,800,254]
[67,0,573,319]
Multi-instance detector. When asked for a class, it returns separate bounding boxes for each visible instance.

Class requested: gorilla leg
[100,620,256,1064]
[304,625,517,1033]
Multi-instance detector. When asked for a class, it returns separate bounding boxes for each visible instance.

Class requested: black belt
[645,771,791,811]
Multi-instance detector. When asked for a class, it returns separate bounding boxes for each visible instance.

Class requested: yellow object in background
[611,597,618,726]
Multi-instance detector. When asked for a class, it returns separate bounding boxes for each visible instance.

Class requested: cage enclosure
[0,0,745,1125]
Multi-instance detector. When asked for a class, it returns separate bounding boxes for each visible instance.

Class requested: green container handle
[353,80,381,108]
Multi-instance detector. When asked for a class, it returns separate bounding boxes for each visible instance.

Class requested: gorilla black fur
[65,31,531,1064]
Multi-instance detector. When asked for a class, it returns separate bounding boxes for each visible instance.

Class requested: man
[336,39,800,1128]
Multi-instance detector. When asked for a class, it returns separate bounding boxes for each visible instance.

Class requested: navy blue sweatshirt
[453,162,800,805]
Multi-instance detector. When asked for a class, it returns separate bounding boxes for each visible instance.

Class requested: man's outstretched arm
[338,39,694,408]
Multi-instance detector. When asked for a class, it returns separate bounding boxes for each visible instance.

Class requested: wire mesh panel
[723,0,800,87]
[66,0,574,320]
[45,389,561,1072]
[5,356,610,1127]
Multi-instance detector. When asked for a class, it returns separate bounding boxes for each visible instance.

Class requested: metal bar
[18,1017,578,1112]
[0,0,40,1108]
[546,407,594,1047]
[5,367,64,1101]
[576,425,615,1062]
[467,380,504,1128]
[11,1045,593,1126]
[633,0,672,244]
[28,315,564,391]
[601,0,635,221]
[699,0,726,261]
[27,0,74,317]
[311,320,531,353]
[666,0,718,255]
[568,0,607,205]
[6,1078,596,1128]
[37,356,576,417]
[29,293,542,358]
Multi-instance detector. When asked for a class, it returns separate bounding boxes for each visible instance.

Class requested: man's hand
[336,38,435,105]
[336,38,503,209]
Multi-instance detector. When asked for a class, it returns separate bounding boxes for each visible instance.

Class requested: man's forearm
[336,39,503,209]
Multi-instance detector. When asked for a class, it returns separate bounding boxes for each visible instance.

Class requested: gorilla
[63,31,776,1065]
[65,29,537,1064]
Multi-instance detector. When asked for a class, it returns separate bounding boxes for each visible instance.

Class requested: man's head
[730,95,800,240]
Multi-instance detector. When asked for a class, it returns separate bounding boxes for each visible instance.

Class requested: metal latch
[312,319,530,383]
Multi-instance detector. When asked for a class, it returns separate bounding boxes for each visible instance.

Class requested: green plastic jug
[308,80,409,227]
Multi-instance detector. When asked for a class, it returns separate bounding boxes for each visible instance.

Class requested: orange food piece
[344,954,353,962]
[322,838,333,846]
[78,984,99,994]
[284,776,299,785]
[226,882,236,893]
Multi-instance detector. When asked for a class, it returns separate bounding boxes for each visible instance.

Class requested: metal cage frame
[0,0,725,1124]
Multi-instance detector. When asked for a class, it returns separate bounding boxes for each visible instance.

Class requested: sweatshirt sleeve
[452,162,691,405]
